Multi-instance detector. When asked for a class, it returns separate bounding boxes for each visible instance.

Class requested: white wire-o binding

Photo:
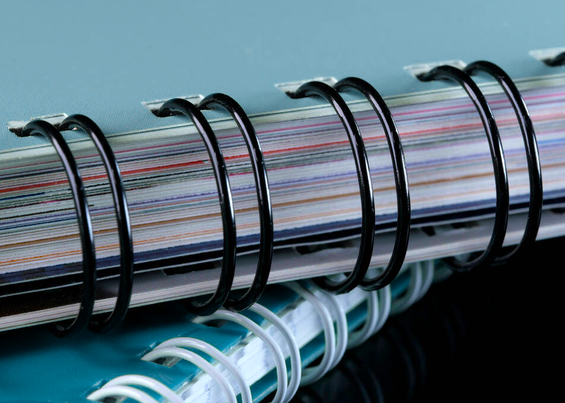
[142,346,238,403]
[348,290,379,349]
[88,374,183,403]
[372,285,392,336]
[246,302,302,402]
[149,337,253,403]
[284,282,336,386]
[194,309,288,403]
[307,283,348,370]
[87,385,160,403]
[390,262,423,314]
[349,262,433,350]
[343,264,395,349]
[391,261,435,315]
[416,260,435,302]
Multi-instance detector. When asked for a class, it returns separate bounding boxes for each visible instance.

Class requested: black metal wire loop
[59,114,134,334]
[155,98,237,316]
[334,77,411,290]
[541,51,565,67]
[465,61,543,265]
[417,65,510,272]
[285,81,375,293]
[18,120,96,338]
[198,93,274,311]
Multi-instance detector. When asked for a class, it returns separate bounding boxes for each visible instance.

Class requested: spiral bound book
[1,0,565,400]
[0,263,434,402]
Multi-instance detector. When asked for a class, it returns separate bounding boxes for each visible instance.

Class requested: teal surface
[0,302,197,402]
[0,288,296,402]
[0,276,409,402]
[0,285,304,402]
[1,0,564,150]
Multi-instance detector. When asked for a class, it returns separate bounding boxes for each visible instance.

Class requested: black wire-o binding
[198,93,274,312]
[154,98,237,316]
[334,77,411,291]
[286,81,376,294]
[18,120,96,338]
[59,114,134,334]
[18,115,135,336]
[541,51,565,67]
[464,61,543,265]
[417,65,510,272]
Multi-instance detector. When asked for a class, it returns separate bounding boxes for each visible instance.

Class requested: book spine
[87,261,438,403]
[2,59,547,338]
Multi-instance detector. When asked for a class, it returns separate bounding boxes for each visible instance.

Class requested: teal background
[0,0,563,149]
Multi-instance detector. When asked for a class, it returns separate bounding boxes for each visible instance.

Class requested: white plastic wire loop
[194,309,288,403]
[391,262,424,315]
[247,302,302,403]
[391,261,435,315]
[153,337,252,403]
[308,284,348,370]
[284,282,335,386]
[87,385,160,403]
[142,346,237,403]
[347,290,379,349]
[372,285,392,336]
[416,260,435,302]
[98,374,183,403]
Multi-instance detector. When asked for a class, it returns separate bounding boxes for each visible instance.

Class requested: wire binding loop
[347,284,393,349]
[198,93,274,311]
[312,285,349,370]
[283,282,337,385]
[347,290,379,349]
[246,303,302,402]
[18,120,96,338]
[416,65,510,272]
[154,98,237,316]
[464,61,543,265]
[285,81,375,293]
[87,385,160,403]
[148,337,253,403]
[89,375,182,403]
[371,285,392,336]
[391,261,434,315]
[143,346,238,403]
[334,77,411,290]
[60,114,134,334]
[541,51,565,67]
[194,309,288,403]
